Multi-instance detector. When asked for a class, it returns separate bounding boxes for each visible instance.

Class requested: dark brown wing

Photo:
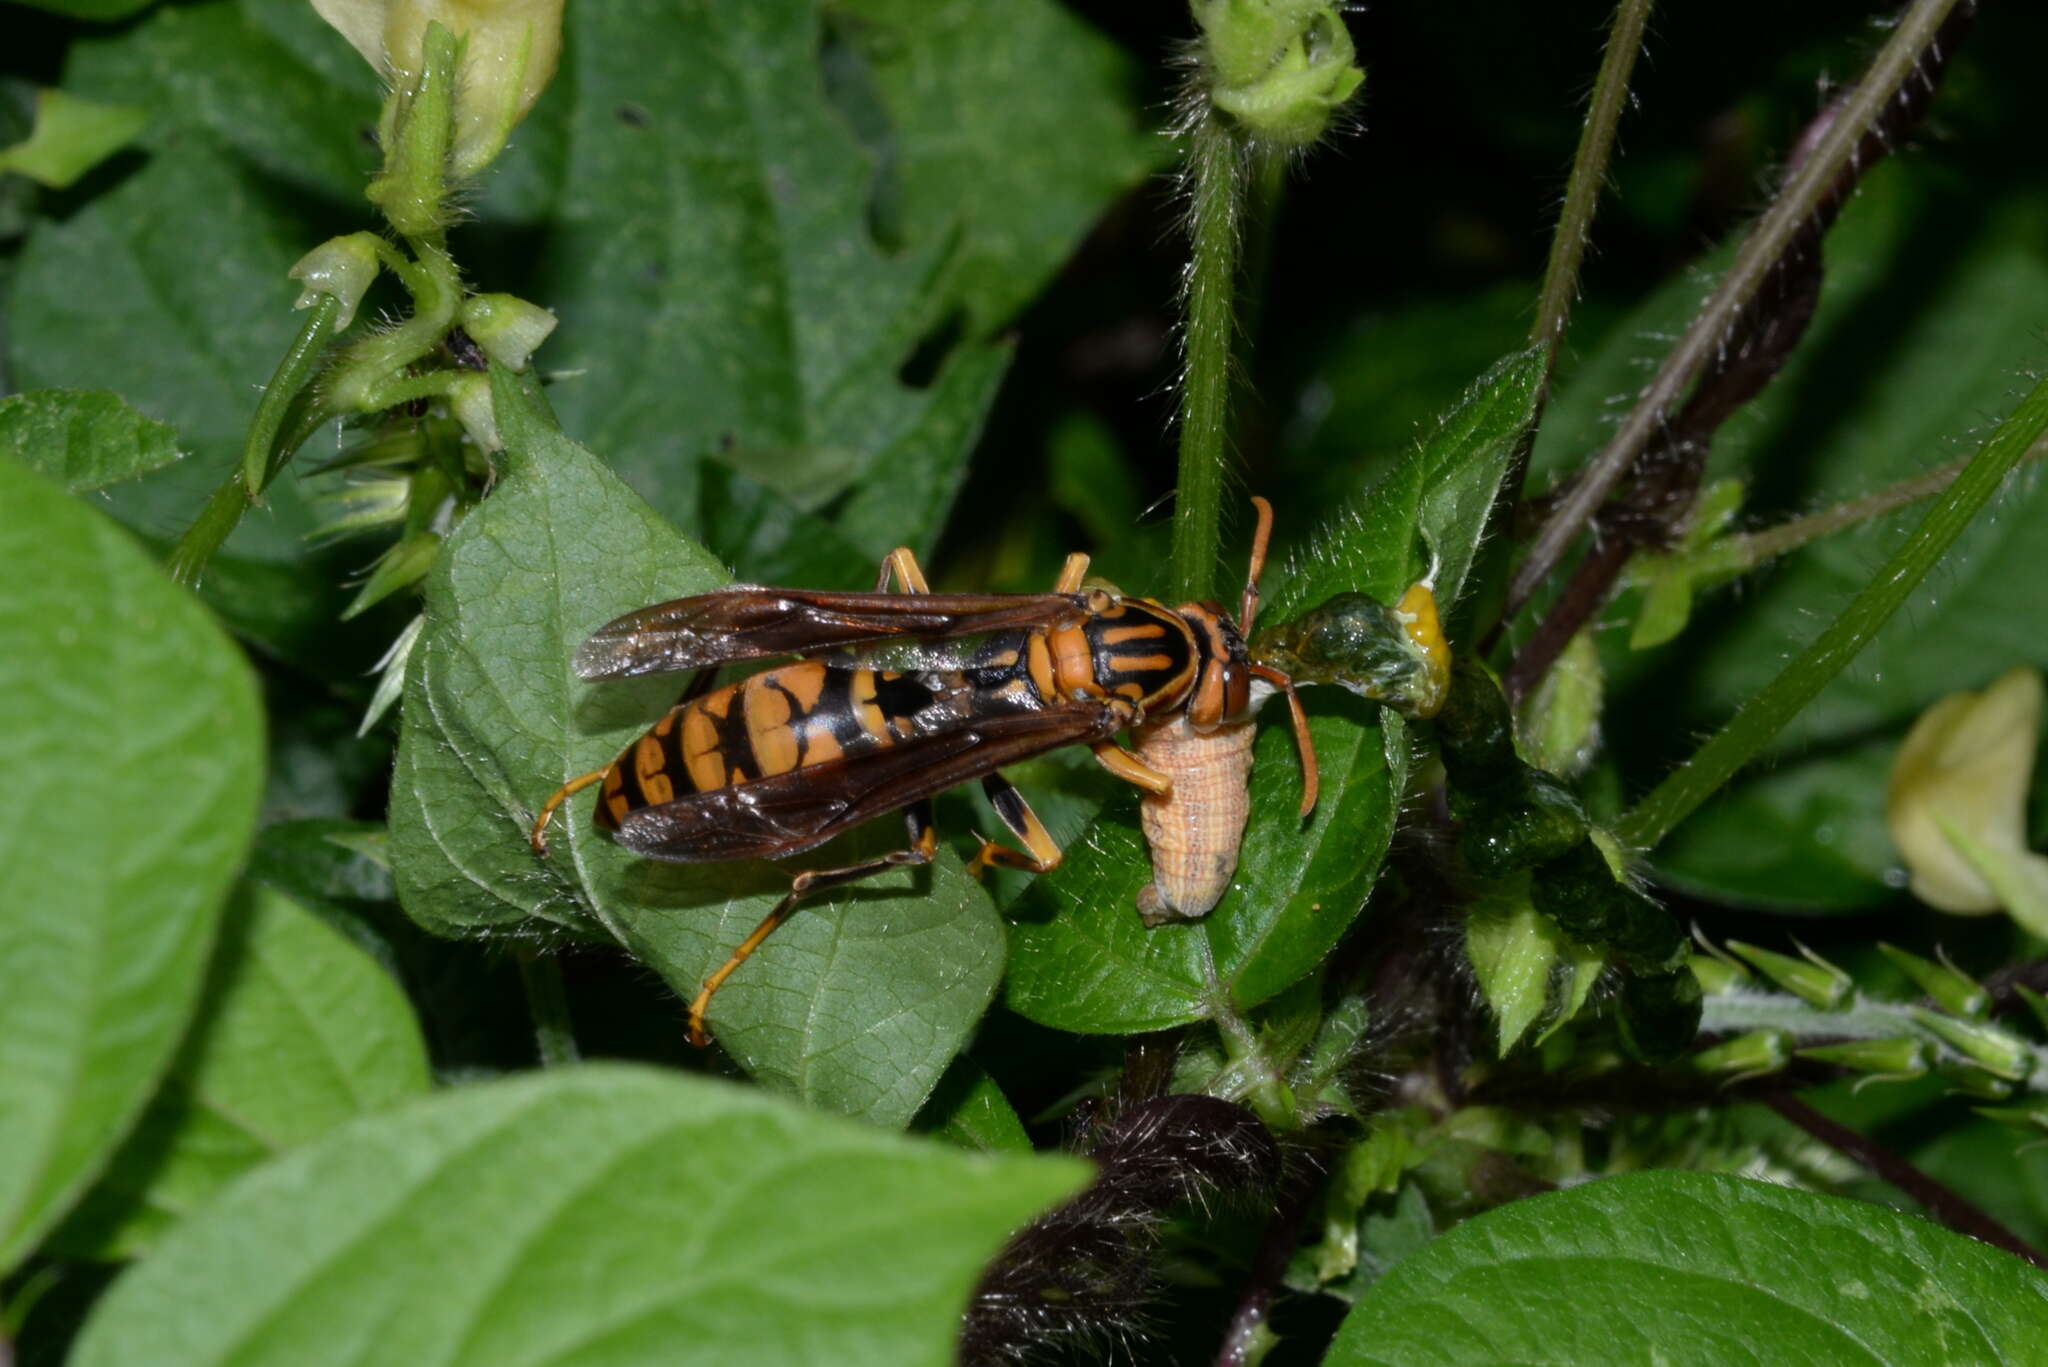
[611,705,1123,862]
[575,587,1088,680]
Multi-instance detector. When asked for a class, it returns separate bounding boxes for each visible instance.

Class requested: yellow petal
[1886,666,2043,914]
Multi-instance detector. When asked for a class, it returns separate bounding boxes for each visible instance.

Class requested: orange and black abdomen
[1082,600,1198,711]
[593,661,950,830]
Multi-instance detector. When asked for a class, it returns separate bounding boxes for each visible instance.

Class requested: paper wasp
[530,498,1316,1045]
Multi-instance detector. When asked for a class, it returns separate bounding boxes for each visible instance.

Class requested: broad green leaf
[1327,1170,2048,1365]
[829,0,1161,331]
[916,1058,1030,1154]
[1005,351,1543,1033]
[533,0,1008,559]
[0,460,262,1270]
[70,1066,1090,1367]
[10,0,157,17]
[64,0,382,200]
[10,133,329,562]
[0,389,181,492]
[1541,165,2048,909]
[389,369,1005,1126]
[47,882,431,1260]
[0,89,147,189]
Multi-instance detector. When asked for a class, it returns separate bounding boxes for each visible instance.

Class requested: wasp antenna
[1239,495,1275,636]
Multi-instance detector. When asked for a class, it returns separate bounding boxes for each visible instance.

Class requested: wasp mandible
[530,508,1317,1045]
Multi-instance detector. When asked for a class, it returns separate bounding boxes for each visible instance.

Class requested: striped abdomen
[1131,712,1258,926]
[593,660,969,829]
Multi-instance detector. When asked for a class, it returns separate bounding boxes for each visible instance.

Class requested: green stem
[165,472,255,586]
[1725,438,2048,568]
[1508,0,1970,614]
[324,242,463,414]
[1704,988,2048,1085]
[1171,111,1245,605]
[1618,371,2048,849]
[1531,0,1655,374]
[515,946,580,1067]
[241,293,343,495]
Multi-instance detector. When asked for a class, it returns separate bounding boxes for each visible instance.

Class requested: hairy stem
[241,293,343,495]
[1618,373,2048,849]
[515,946,580,1067]
[1530,0,1655,377]
[1763,1093,2048,1269]
[1506,0,1976,616]
[1172,111,1244,605]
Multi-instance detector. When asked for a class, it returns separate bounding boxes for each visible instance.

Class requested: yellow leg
[1092,741,1173,796]
[686,802,938,1047]
[530,768,609,856]
[875,546,933,595]
[966,773,1064,878]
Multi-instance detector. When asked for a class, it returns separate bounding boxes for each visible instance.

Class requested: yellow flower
[1886,666,2048,931]
[311,0,563,178]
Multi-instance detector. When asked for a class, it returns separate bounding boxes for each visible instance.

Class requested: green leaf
[916,1058,1030,1153]
[389,370,1006,1126]
[1326,1170,2048,1365]
[64,0,382,200]
[1543,166,2048,909]
[0,389,182,492]
[533,0,1009,558]
[1464,876,1596,1055]
[0,89,147,189]
[1004,350,1543,1034]
[46,882,431,1260]
[0,460,262,1271]
[829,0,1162,331]
[69,1066,1090,1367]
[9,0,158,19]
[10,134,330,563]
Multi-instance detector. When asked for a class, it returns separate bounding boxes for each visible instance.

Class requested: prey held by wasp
[530,498,1317,1046]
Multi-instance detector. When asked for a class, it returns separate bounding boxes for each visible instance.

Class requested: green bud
[1972,1102,2048,1134]
[360,612,424,735]
[289,232,384,332]
[1911,1008,2033,1082]
[2014,984,2048,1040]
[458,293,557,371]
[342,531,440,620]
[1692,1030,1790,1078]
[1876,943,1988,1019]
[445,371,500,452]
[1725,940,1850,1010]
[1939,1060,2016,1101]
[1191,0,1364,149]
[1688,952,1748,996]
[1797,1037,1930,1080]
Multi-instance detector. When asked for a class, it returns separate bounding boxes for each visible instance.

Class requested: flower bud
[1191,0,1363,149]
[1725,940,1850,1010]
[1886,666,2048,921]
[458,293,556,371]
[1875,943,1988,1019]
[1691,1030,1789,1079]
[1797,1037,1930,1081]
[289,232,384,332]
[312,0,564,178]
[1911,1008,2033,1083]
[445,371,500,452]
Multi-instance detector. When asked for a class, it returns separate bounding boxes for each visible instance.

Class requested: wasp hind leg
[686,799,939,1047]
[531,768,609,856]
[967,772,1064,878]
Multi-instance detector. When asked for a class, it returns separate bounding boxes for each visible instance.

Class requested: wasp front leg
[686,799,938,1047]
